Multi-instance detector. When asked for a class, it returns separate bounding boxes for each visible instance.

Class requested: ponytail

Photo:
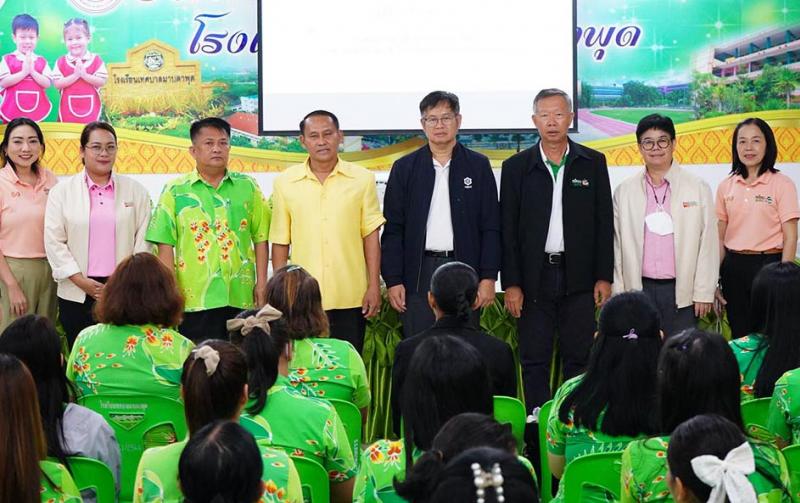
[429,262,479,322]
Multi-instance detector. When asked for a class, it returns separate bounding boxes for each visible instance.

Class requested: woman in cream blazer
[613,114,719,336]
[45,122,151,347]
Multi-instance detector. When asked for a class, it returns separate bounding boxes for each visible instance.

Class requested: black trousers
[720,251,781,339]
[641,278,696,338]
[402,254,480,339]
[517,257,594,413]
[326,308,367,353]
[59,276,107,349]
[179,306,243,344]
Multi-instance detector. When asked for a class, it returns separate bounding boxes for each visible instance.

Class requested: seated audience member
[766,360,800,448]
[396,413,538,500]
[667,414,760,503]
[133,340,302,503]
[391,262,516,434]
[547,291,662,502]
[178,420,265,503]
[729,262,800,402]
[229,305,356,503]
[407,446,538,503]
[355,335,493,502]
[0,315,121,499]
[66,252,194,400]
[0,353,81,502]
[621,329,789,502]
[266,265,370,415]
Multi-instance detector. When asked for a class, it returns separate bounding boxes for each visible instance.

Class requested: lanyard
[646,177,670,210]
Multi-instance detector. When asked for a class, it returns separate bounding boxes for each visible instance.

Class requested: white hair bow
[690,442,757,503]
[192,345,221,376]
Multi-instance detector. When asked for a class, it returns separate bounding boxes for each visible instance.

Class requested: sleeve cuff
[52,262,81,281]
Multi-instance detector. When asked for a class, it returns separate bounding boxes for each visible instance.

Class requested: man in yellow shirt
[270,110,385,352]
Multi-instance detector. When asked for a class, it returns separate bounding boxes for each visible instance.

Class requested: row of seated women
[543,259,800,503]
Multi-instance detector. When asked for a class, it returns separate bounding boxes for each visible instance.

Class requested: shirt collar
[734,170,772,187]
[84,171,114,191]
[189,169,232,187]
[644,159,680,185]
[433,158,451,170]
[538,141,569,168]
[12,50,38,61]
[293,157,353,182]
[2,163,46,188]
[66,51,93,64]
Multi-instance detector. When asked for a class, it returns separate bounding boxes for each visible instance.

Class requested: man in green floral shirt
[147,118,270,342]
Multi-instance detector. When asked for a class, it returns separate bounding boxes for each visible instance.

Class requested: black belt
[642,277,675,285]
[544,252,563,265]
[424,250,455,258]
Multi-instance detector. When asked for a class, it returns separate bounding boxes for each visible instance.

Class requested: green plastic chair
[782,445,800,502]
[538,399,554,503]
[291,456,330,503]
[742,397,771,428]
[78,394,187,502]
[67,456,116,503]
[494,395,527,452]
[328,398,363,457]
[561,450,624,501]
[240,414,272,442]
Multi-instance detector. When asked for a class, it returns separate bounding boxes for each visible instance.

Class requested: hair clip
[623,329,638,340]
[471,462,505,503]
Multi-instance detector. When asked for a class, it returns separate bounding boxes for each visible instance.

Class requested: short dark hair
[419,91,460,116]
[179,420,264,503]
[402,335,493,466]
[396,413,517,500]
[430,262,479,323]
[190,118,231,142]
[95,253,184,327]
[533,88,572,113]
[559,291,662,437]
[748,262,800,398]
[730,117,779,179]
[12,14,38,34]
[266,266,329,339]
[657,329,743,434]
[80,121,117,149]
[229,310,292,416]
[636,114,676,142]
[181,340,249,435]
[299,110,340,134]
[0,117,45,174]
[667,414,751,502]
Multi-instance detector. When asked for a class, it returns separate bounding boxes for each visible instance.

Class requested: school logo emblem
[143,50,165,72]
[464,177,473,188]
[69,0,123,14]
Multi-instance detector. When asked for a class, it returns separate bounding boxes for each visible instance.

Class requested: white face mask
[645,210,674,236]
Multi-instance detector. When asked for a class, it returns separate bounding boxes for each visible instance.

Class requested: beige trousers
[0,257,57,332]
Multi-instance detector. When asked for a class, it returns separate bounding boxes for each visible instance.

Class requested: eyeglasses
[421,114,457,127]
[639,138,671,151]
[86,145,117,154]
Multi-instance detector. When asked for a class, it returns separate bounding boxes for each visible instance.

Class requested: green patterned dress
[730,334,769,402]
[242,375,357,482]
[66,323,194,400]
[289,337,370,409]
[547,375,642,502]
[620,436,790,502]
[133,438,302,503]
[768,367,800,446]
[146,170,270,312]
[41,460,82,503]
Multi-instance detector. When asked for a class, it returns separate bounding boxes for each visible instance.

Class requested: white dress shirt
[542,142,569,253]
[425,158,454,251]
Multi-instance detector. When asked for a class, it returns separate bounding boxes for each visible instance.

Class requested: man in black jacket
[381,91,501,338]
[500,88,613,414]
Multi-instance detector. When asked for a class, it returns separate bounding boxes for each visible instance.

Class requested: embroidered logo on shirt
[124,201,134,207]
[571,178,590,188]
[10,191,20,198]
[464,177,473,188]
[682,201,699,208]
[754,195,774,204]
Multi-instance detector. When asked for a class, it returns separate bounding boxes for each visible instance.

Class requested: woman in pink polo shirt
[0,117,58,331]
[44,121,152,348]
[716,118,800,340]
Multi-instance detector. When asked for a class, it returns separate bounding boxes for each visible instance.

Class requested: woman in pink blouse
[44,121,152,347]
[0,117,58,331]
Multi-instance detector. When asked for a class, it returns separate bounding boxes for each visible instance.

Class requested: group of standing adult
[0,87,797,423]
